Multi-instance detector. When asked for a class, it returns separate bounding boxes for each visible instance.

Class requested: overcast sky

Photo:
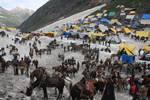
[0,0,49,11]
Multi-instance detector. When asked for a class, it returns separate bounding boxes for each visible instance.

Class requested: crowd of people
[0,29,149,100]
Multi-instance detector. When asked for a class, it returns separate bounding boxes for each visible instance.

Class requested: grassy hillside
[0,7,33,27]
[0,7,21,27]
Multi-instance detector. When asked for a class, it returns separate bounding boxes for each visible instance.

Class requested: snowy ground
[1,30,148,100]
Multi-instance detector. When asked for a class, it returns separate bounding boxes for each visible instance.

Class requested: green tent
[108,12,116,17]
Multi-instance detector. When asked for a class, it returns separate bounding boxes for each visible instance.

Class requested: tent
[87,15,94,19]
[91,17,98,22]
[110,28,117,33]
[63,26,67,32]
[123,27,131,34]
[142,14,150,19]
[136,31,149,38]
[96,13,102,17]
[98,24,108,32]
[119,43,136,64]
[111,19,122,25]
[83,19,90,24]
[108,11,116,17]
[143,45,150,52]
[141,14,150,24]
[121,54,135,64]
[63,31,71,36]
[119,43,136,56]
[72,25,80,30]
[89,23,96,28]
[44,31,57,37]
[88,32,106,39]
[100,18,110,24]
[126,15,135,20]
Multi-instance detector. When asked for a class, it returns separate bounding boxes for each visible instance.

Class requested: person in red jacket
[130,82,139,100]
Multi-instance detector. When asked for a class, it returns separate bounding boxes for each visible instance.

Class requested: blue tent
[63,32,71,36]
[142,14,150,19]
[121,54,127,64]
[121,54,135,64]
[100,18,110,24]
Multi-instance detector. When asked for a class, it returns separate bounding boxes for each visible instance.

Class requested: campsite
[0,0,150,100]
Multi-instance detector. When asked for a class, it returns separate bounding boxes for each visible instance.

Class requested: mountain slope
[19,0,102,32]
[10,7,34,22]
[0,7,34,27]
[0,7,21,27]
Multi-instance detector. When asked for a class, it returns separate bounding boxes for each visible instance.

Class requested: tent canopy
[63,26,67,32]
[88,32,106,39]
[111,19,122,25]
[142,14,150,19]
[136,31,149,38]
[143,45,150,52]
[96,13,102,17]
[108,11,116,17]
[100,18,110,24]
[72,25,80,30]
[63,31,71,36]
[110,28,117,33]
[119,43,136,55]
[126,15,135,20]
[123,27,131,33]
[44,31,57,37]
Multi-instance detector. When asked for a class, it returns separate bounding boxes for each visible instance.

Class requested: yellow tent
[136,31,149,38]
[72,25,80,30]
[111,19,119,23]
[119,43,136,55]
[92,32,105,37]
[110,28,117,33]
[123,27,131,34]
[63,26,67,32]
[96,13,102,17]
[111,19,122,25]
[44,32,57,37]
[88,32,106,39]
[143,45,150,52]
[87,15,93,19]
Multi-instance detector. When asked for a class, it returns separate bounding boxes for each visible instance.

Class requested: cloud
[0,0,49,10]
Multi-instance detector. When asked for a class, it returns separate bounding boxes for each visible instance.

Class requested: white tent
[99,24,108,32]
[126,15,135,20]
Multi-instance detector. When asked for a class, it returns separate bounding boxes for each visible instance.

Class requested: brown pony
[26,67,65,100]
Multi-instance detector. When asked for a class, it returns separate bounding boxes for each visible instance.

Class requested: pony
[26,67,72,100]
